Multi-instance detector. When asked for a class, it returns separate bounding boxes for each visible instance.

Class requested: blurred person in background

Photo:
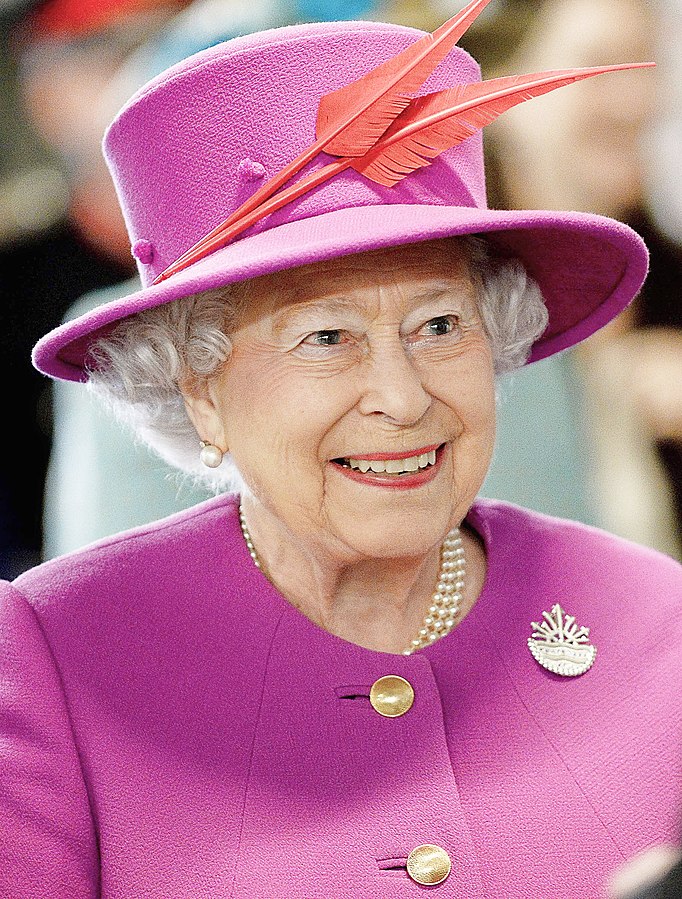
[608,845,682,898]
[480,0,682,560]
[0,0,191,578]
[635,0,682,556]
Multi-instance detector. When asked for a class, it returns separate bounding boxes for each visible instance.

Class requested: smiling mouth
[331,444,445,476]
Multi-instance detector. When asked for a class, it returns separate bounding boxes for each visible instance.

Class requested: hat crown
[103,20,485,284]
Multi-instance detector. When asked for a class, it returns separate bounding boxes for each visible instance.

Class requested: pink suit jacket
[1,494,681,898]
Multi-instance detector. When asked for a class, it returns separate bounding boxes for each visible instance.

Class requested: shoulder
[12,493,244,613]
[6,493,260,679]
[468,497,682,644]
[469,497,682,588]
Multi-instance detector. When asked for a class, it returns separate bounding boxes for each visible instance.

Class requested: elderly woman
[2,6,681,897]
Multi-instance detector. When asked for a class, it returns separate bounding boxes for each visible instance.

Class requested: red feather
[154,0,493,284]
[317,0,495,157]
[351,63,655,186]
[155,60,654,283]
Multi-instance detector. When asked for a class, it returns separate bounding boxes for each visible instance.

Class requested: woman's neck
[239,498,487,654]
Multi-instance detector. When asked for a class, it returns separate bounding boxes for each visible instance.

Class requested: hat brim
[33,202,647,381]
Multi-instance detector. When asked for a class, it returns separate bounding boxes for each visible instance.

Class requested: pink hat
[32,13,651,382]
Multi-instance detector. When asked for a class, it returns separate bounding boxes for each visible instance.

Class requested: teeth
[345,448,439,474]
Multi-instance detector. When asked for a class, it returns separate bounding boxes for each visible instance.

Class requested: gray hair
[86,236,548,490]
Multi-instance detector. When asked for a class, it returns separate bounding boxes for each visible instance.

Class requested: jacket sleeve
[0,582,99,897]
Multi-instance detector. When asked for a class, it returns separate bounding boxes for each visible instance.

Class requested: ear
[180,374,228,453]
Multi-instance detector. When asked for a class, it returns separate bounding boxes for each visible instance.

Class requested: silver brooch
[527,604,596,677]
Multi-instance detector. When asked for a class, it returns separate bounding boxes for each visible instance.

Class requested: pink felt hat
[33,17,650,382]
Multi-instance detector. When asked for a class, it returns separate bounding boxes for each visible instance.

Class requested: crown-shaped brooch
[527,604,596,677]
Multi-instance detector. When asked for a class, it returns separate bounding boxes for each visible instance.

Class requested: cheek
[421,340,496,424]
[468,365,497,432]
[217,353,358,474]
[461,356,497,448]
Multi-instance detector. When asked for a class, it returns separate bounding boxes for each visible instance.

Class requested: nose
[356,338,431,425]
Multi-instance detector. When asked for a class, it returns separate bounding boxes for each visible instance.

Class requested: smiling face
[184,238,496,561]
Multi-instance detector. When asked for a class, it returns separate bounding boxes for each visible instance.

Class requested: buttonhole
[335,684,371,699]
[377,855,408,872]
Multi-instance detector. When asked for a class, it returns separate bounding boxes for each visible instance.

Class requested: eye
[301,329,345,346]
[420,315,461,337]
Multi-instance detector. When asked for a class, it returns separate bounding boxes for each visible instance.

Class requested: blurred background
[0,0,680,578]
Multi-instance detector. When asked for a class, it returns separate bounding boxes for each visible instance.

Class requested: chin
[330,504,458,561]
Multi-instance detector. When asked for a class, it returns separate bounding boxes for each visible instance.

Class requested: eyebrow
[407,279,479,318]
[271,295,369,334]
[409,282,468,303]
[271,279,474,333]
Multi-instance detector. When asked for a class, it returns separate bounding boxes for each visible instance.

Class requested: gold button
[406,844,452,885]
[369,675,414,717]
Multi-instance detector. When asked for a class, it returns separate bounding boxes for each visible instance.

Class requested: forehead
[237,238,475,323]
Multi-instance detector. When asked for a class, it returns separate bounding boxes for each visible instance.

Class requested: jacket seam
[488,630,627,862]
[228,605,286,898]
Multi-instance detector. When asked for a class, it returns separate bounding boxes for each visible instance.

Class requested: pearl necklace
[238,505,465,655]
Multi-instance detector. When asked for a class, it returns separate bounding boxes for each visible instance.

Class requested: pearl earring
[199,440,224,468]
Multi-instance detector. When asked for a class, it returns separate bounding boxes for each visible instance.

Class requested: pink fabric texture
[1,495,680,897]
[32,20,649,382]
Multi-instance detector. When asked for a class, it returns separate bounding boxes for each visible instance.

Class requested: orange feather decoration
[154,0,494,283]
[316,0,495,156]
[154,61,653,274]
[351,63,655,186]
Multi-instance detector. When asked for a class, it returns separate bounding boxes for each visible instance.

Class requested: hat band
[141,162,482,288]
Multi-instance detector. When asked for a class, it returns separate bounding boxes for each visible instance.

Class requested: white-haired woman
[2,9,680,898]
